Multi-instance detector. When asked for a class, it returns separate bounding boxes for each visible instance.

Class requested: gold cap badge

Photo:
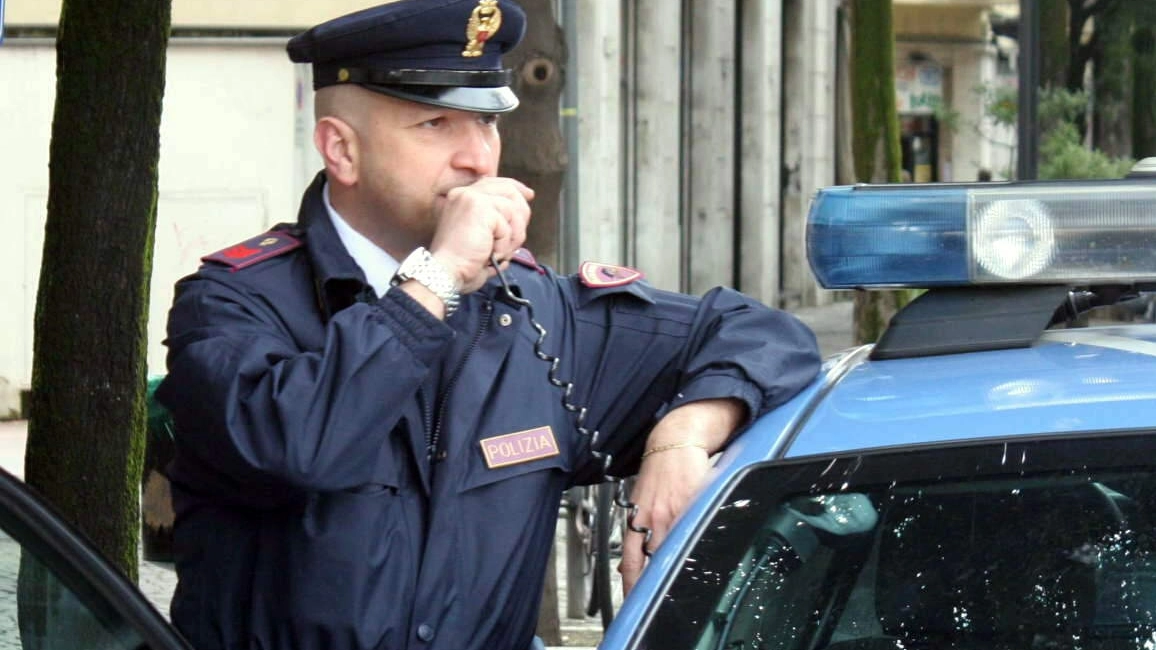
[463,0,502,58]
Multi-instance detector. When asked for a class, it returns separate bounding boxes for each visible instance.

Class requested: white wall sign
[896,62,943,114]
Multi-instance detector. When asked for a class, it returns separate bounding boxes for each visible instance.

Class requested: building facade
[0,0,1015,416]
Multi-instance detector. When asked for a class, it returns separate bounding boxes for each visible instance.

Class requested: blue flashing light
[807,185,969,288]
[806,180,1156,289]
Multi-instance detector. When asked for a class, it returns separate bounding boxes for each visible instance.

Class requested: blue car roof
[784,323,1156,458]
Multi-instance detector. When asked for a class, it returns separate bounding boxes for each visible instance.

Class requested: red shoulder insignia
[579,261,644,288]
[202,231,302,272]
[510,248,545,274]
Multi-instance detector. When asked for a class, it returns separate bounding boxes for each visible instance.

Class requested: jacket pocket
[460,426,572,493]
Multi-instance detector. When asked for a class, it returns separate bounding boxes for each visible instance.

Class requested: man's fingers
[618,532,646,595]
[473,176,535,202]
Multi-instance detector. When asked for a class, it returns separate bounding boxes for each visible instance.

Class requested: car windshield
[641,433,1156,650]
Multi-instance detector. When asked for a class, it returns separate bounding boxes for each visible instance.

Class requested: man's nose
[450,124,498,176]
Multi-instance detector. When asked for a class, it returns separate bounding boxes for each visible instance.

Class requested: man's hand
[430,176,534,294]
[618,398,745,594]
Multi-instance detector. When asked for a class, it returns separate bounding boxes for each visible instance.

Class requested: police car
[603,172,1156,650]
[1,175,1156,650]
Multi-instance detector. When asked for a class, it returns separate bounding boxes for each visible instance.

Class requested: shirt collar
[323,183,399,299]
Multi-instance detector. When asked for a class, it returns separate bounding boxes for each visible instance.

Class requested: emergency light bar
[806,179,1156,289]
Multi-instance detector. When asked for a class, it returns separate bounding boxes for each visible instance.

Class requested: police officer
[156,1,820,649]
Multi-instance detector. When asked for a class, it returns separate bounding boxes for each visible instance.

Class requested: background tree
[499,0,567,268]
[1038,0,1156,159]
[848,0,909,345]
[497,0,568,643]
[1133,21,1156,156]
[25,0,171,580]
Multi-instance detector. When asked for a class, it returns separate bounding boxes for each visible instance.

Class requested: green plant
[960,84,1135,180]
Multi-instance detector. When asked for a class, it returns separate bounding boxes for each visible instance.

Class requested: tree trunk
[1133,26,1156,156]
[1092,0,1133,158]
[1064,0,1093,94]
[497,1,567,643]
[25,0,171,580]
[850,0,901,187]
[1041,0,1071,90]
[498,0,568,269]
[849,0,906,345]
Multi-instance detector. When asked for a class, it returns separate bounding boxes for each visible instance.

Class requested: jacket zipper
[426,300,494,463]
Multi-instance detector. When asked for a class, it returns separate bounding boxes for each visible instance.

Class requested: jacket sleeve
[549,274,821,481]
[157,270,454,500]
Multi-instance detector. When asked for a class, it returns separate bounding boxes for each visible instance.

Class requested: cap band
[315,65,514,89]
[364,84,520,113]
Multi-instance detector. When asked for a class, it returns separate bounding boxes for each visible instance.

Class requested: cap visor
[364,84,519,113]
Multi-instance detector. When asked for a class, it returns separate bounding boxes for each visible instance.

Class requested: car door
[0,466,189,649]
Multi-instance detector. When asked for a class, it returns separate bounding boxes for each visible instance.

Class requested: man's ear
[314,117,358,186]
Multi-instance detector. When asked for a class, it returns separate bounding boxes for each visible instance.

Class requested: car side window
[0,526,145,649]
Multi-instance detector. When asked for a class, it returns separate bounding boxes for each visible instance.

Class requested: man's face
[353,92,502,252]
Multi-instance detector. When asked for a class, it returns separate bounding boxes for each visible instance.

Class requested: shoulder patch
[578,261,644,288]
[202,231,302,272]
[510,248,544,273]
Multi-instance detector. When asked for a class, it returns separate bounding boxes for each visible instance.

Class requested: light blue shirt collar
[323,183,399,299]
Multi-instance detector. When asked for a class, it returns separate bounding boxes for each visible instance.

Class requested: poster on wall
[896,62,943,114]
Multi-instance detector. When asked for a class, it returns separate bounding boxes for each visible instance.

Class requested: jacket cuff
[374,288,455,365]
[664,374,763,430]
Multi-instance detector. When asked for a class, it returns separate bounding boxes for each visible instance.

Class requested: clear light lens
[971,199,1055,280]
[966,183,1156,284]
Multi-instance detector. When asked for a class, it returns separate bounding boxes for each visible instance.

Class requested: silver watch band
[391,247,461,317]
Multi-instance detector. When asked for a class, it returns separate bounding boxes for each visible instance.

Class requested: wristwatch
[391,247,461,317]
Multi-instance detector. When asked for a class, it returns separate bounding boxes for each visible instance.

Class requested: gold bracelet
[641,441,711,460]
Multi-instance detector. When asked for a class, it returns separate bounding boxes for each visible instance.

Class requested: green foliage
[1037,87,1134,179]
[1038,121,1136,179]
[931,101,961,137]
[966,84,1135,180]
[1037,86,1088,129]
[981,85,1018,129]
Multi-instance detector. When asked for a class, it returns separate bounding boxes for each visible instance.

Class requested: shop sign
[897,62,943,114]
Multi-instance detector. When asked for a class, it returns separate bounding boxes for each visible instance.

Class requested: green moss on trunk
[27,0,172,581]
[850,0,901,186]
[849,0,905,345]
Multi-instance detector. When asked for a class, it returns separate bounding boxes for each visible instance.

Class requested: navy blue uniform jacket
[157,173,820,650]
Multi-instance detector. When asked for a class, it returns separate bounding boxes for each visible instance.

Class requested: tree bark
[1133,26,1156,156]
[498,0,568,269]
[25,0,171,580]
[850,0,901,186]
[1092,0,1133,158]
[1041,0,1071,90]
[497,0,567,643]
[849,0,906,345]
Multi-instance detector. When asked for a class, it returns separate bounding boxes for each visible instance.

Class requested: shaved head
[314,85,374,132]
